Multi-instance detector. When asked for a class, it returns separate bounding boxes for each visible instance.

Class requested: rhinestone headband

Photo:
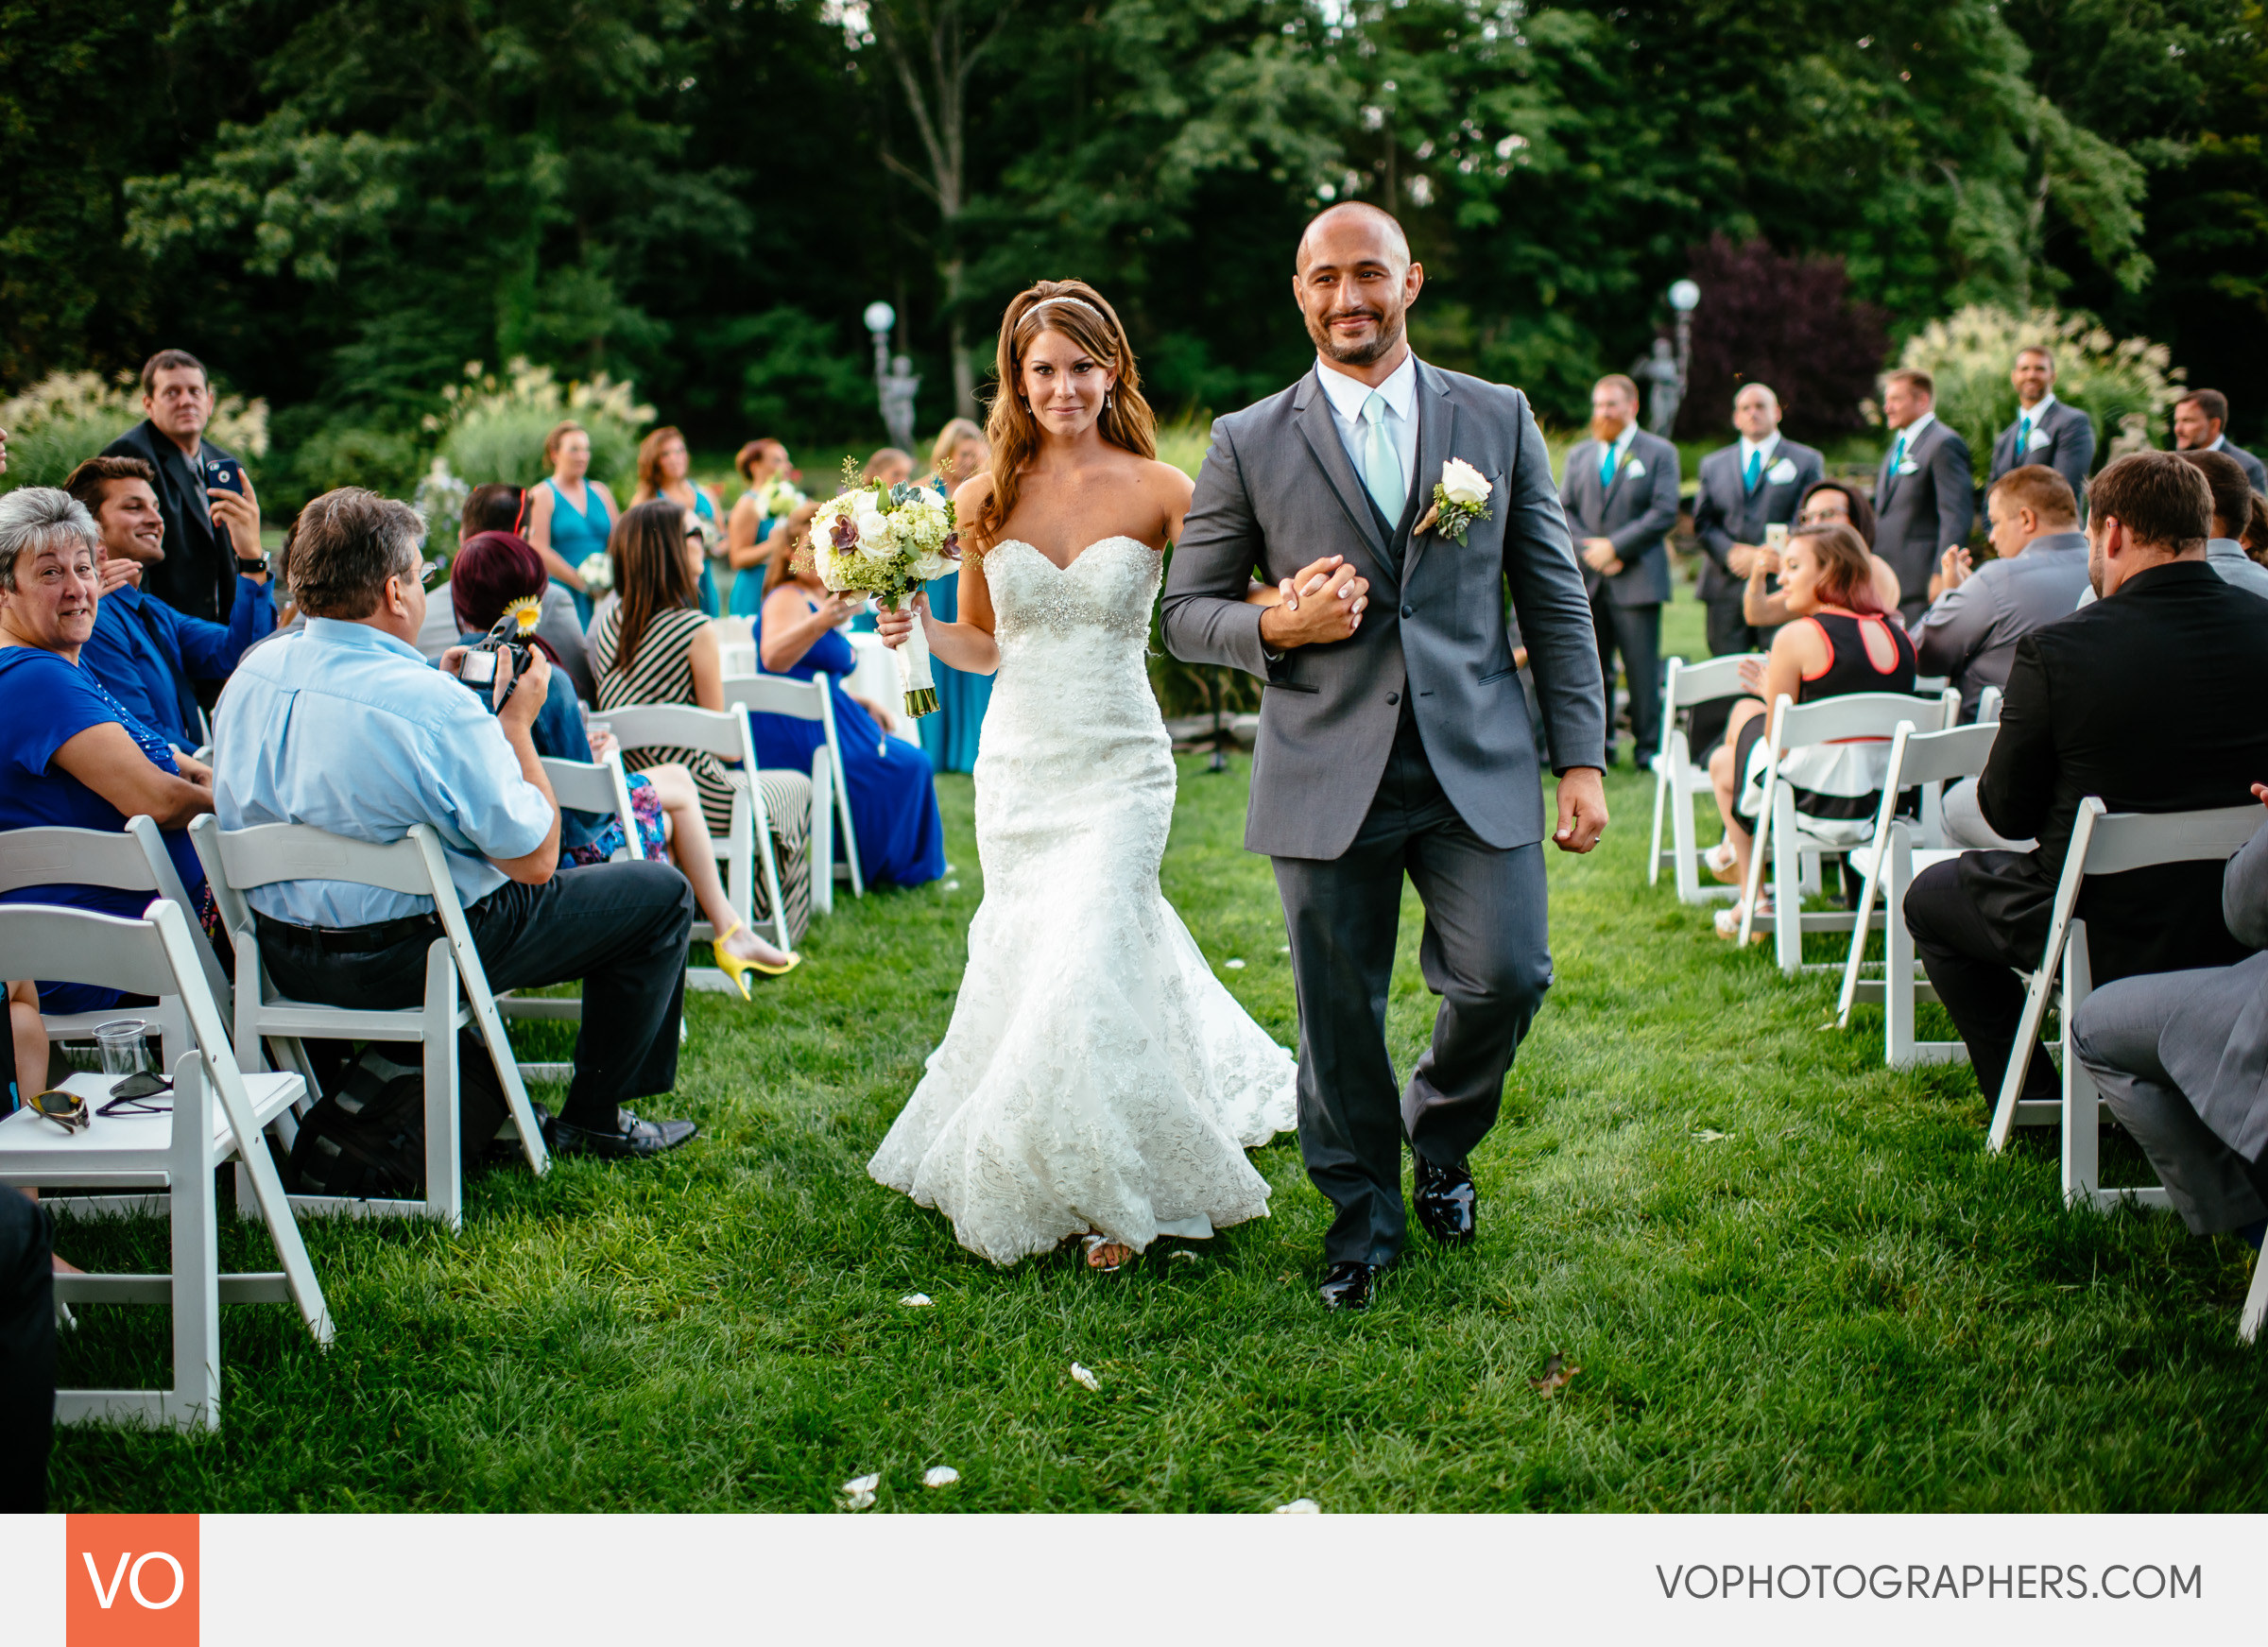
[1024,295,1108,325]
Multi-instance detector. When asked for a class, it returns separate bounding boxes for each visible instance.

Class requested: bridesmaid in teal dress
[919,420,994,774]
[726,438,795,618]
[634,425,722,617]
[526,420,618,627]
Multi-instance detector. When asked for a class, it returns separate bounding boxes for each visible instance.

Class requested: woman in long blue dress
[755,553,945,890]
[526,420,617,628]
[919,420,994,773]
[633,425,721,617]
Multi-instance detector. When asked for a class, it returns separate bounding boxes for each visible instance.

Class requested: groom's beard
[1306,300,1407,368]
[1590,412,1630,446]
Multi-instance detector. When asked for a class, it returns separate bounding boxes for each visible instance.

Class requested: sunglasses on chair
[18,1072,174,1131]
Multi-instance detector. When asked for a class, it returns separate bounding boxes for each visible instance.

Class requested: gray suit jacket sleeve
[2225,818,2268,952]
[1160,417,1272,679]
[1690,455,1734,574]
[2053,411,2097,502]
[1931,431,1975,552]
[1908,572,1997,679]
[1504,401,1608,772]
[1608,442,1683,559]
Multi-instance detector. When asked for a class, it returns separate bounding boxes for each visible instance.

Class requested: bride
[867,279,1297,1271]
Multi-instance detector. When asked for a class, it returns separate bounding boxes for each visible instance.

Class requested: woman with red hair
[453,530,797,988]
[1705,521,1916,938]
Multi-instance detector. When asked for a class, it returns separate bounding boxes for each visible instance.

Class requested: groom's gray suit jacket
[1161,360,1606,860]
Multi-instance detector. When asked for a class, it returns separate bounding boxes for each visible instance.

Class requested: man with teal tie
[1986,345,2095,512]
[1875,369,1974,624]
[1692,382,1825,658]
[1560,373,1681,769]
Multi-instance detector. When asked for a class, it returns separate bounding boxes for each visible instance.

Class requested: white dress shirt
[1314,352,1418,506]
[2014,392,2057,454]
[1738,430,1781,480]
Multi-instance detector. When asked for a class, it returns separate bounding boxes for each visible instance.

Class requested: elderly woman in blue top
[0,489,216,1015]
[64,455,275,749]
[212,487,699,1160]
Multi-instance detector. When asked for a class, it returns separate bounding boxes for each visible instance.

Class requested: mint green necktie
[1599,441,1616,487]
[1361,391,1406,523]
[2018,414,2033,455]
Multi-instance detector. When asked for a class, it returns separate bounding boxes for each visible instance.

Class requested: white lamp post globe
[1667,279,1700,314]
[863,300,897,335]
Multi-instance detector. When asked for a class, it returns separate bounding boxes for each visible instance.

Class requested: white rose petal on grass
[1439,458,1491,507]
[943,881,961,891]
[839,1472,880,1510]
[1225,958,1246,969]
[1071,1363,1101,1392]
[900,1293,933,1307]
[924,1466,960,1488]
[1273,1499,1321,1515]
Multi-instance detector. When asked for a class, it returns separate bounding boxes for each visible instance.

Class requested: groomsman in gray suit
[1874,369,1974,623]
[1691,382,1824,658]
[1986,345,2095,510]
[2174,388,2268,494]
[1560,373,1681,769]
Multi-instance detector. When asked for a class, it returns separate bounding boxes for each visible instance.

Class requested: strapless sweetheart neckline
[991,535,1156,574]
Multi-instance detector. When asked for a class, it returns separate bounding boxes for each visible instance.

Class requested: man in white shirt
[1986,346,2094,509]
[1691,383,1824,658]
[2174,388,2268,493]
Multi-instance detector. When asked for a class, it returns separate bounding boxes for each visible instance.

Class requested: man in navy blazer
[1560,373,1681,768]
[1986,346,2095,513]
[1874,369,1974,623]
[1691,382,1824,657]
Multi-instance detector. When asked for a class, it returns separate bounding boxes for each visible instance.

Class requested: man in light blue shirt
[214,488,696,1160]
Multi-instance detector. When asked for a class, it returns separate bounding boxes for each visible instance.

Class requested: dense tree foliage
[3,0,2261,501]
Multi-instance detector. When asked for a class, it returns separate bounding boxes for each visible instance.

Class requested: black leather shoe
[1413,1153,1477,1244]
[1318,1261,1378,1311]
[551,1107,698,1159]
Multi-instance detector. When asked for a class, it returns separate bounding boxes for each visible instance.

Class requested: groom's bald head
[1296,202,1412,276]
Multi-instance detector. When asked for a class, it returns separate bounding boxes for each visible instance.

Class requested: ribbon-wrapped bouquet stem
[797,461,961,718]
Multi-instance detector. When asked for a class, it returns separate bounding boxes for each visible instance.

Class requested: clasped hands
[1258,555,1369,649]
[1580,537,1624,577]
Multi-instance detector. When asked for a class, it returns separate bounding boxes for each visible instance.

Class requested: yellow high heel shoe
[713,921,799,999]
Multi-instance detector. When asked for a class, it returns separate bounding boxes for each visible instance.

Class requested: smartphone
[203,457,246,496]
[1763,523,1789,549]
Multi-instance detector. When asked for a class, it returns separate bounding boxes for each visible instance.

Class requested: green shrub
[266,417,424,514]
[425,357,651,494]
[0,370,269,492]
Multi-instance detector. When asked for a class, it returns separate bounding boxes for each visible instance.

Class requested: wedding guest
[1705,522,1916,937]
[2176,449,2268,602]
[725,438,793,613]
[1560,373,1679,769]
[1691,383,1823,658]
[2174,388,2268,493]
[918,417,992,774]
[592,501,815,944]
[1911,464,2090,721]
[1904,453,2268,1120]
[0,489,215,1017]
[215,488,698,1159]
[864,448,916,488]
[2245,490,2268,567]
[450,531,796,987]
[409,486,594,701]
[757,544,947,888]
[525,420,618,627]
[1986,346,2095,506]
[64,455,275,749]
[2071,797,2268,1250]
[100,350,264,627]
[1739,481,1904,630]
[1874,369,1974,622]
[632,425,721,617]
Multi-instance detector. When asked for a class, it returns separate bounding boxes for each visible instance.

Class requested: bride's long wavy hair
[972,280,1157,551]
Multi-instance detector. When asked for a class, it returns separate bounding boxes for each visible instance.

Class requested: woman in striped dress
[591,501,815,946]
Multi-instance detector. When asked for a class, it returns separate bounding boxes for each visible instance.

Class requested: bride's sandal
[1082,1234,1135,1274]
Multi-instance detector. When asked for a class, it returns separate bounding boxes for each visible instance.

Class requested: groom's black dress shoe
[551,1107,698,1159]
[1318,1261,1378,1311]
[1413,1154,1477,1244]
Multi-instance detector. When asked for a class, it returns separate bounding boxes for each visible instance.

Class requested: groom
[1161,203,1607,1310]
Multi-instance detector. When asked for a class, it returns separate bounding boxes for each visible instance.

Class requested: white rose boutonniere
[1415,457,1495,544]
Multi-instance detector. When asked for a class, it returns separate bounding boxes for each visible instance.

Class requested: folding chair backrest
[541,752,643,860]
[0,816,230,1011]
[0,901,191,1006]
[1774,690,1950,751]
[720,672,827,724]
[189,816,445,949]
[2080,800,2262,878]
[1668,653,1763,710]
[1976,684,2004,726]
[601,702,756,768]
[1895,722,2000,790]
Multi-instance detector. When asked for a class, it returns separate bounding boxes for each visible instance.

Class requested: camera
[457,597,542,707]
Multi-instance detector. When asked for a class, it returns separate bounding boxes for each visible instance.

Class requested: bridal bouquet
[799,460,960,717]
[576,551,613,593]
[754,472,807,521]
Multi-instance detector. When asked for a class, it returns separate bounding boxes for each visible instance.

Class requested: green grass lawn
[46,756,2268,1512]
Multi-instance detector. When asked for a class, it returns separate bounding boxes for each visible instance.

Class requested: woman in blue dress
[755,552,945,889]
[633,426,721,618]
[526,420,617,627]
[919,419,995,774]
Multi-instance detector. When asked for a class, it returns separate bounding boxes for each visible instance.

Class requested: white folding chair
[601,702,792,971]
[1835,721,2002,1067]
[1648,654,1763,904]
[713,615,758,679]
[1985,798,2262,1216]
[0,816,232,1068]
[1976,684,2004,726]
[1738,688,1963,973]
[490,750,645,1081]
[720,672,853,908]
[0,900,331,1431]
[190,817,552,1229]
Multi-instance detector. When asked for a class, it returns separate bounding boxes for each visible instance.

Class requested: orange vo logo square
[65,1515,198,1646]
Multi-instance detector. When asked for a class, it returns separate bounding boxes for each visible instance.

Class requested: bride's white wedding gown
[868,535,1297,1265]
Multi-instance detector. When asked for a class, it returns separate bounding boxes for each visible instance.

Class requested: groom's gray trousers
[1275,705,1551,1266]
